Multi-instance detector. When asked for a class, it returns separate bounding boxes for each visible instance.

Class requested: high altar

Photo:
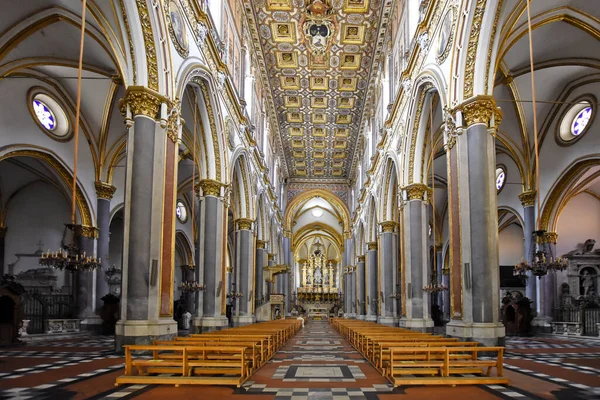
[297,248,339,303]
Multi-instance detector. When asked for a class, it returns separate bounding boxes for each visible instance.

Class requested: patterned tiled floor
[1,323,599,399]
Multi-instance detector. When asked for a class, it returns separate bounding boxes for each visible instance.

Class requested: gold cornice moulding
[235,218,254,231]
[404,183,428,201]
[379,221,398,233]
[120,86,168,119]
[197,179,224,197]
[95,181,116,200]
[458,96,503,128]
[518,190,536,207]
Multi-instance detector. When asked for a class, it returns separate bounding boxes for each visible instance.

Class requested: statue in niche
[314,267,322,285]
[581,269,595,297]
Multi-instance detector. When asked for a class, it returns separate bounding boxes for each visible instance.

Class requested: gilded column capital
[434,243,443,252]
[357,255,365,262]
[458,95,503,128]
[267,253,275,261]
[120,86,167,119]
[379,221,398,233]
[256,239,268,249]
[283,229,292,238]
[235,218,254,231]
[544,231,559,244]
[518,190,536,208]
[73,224,99,239]
[343,230,352,239]
[95,181,116,200]
[0,226,7,238]
[404,183,428,201]
[367,241,377,251]
[197,179,224,197]
[297,258,307,264]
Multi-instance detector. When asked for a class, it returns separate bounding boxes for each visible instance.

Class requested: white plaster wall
[4,181,71,290]
[496,153,524,219]
[108,212,124,270]
[556,193,600,256]
[498,224,524,266]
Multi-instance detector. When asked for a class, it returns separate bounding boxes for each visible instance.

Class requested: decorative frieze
[518,190,536,208]
[95,181,116,200]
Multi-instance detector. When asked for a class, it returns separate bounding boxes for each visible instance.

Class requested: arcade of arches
[0,0,599,398]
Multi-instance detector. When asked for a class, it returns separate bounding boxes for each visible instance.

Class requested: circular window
[176,200,188,223]
[496,167,506,192]
[28,90,71,140]
[557,97,595,145]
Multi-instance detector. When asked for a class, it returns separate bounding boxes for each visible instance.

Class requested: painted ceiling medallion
[299,0,338,60]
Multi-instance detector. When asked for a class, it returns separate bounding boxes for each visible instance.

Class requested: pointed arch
[284,189,351,234]
[230,149,255,220]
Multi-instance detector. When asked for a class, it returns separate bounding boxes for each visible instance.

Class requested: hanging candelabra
[39,225,101,271]
[227,291,243,299]
[423,270,448,293]
[514,231,568,279]
[178,281,206,292]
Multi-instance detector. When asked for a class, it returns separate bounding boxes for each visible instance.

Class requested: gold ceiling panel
[284,95,301,108]
[339,77,358,91]
[287,112,303,123]
[311,97,328,109]
[251,0,383,178]
[312,127,327,137]
[343,0,370,13]
[340,53,361,70]
[341,24,366,45]
[271,22,296,43]
[312,113,327,124]
[338,97,355,109]
[267,0,293,11]
[276,51,298,68]
[289,126,304,136]
[280,76,301,90]
[335,128,350,138]
[336,114,352,124]
[310,76,329,90]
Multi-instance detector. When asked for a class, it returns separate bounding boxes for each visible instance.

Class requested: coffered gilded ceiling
[246,0,384,179]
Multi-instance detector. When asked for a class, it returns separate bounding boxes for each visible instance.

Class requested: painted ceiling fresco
[248,0,383,179]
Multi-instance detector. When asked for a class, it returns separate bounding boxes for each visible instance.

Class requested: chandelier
[226,291,243,299]
[39,224,101,271]
[178,281,206,292]
[514,230,568,278]
[423,270,448,293]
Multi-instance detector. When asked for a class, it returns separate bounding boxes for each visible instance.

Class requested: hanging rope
[71,0,87,225]
[429,94,436,279]
[525,0,541,231]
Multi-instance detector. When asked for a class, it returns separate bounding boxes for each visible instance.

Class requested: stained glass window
[176,201,187,223]
[496,167,506,191]
[571,106,592,136]
[33,99,56,130]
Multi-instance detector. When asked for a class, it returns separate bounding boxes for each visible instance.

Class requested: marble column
[0,226,6,277]
[283,236,291,315]
[351,267,357,318]
[366,242,378,322]
[445,97,505,346]
[193,180,229,333]
[379,221,399,325]
[518,191,538,312]
[357,255,366,319]
[398,184,433,331]
[435,246,443,309]
[344,270,351,317]
[266,253,275,299]
[94,182,116,311]
[233,218,255,326]
[255,240,268,305]
[116,89,179,348]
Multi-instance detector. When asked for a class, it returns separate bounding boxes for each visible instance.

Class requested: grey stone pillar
[266,253,275,298]
[435,247,443,308]
[542,232,558,322]
[519,191,537,311]
[398,185,432,331]
[351,268,357,317]
[115,94,179,348]
[233,218,255,325]
[445,97,505,346]
[255,240,268,305]
[193,180,229,333]
[75,227,97,325]
[442,266,450,322]
[283,236,291,314]
[95,182,116,312]
[344,270,351,316]
[366,242,378,322]
[357,256,366,319]
[379,222,399,325]
[0,227,6,277]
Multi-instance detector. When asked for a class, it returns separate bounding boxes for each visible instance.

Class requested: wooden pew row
[116,319,301,387]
